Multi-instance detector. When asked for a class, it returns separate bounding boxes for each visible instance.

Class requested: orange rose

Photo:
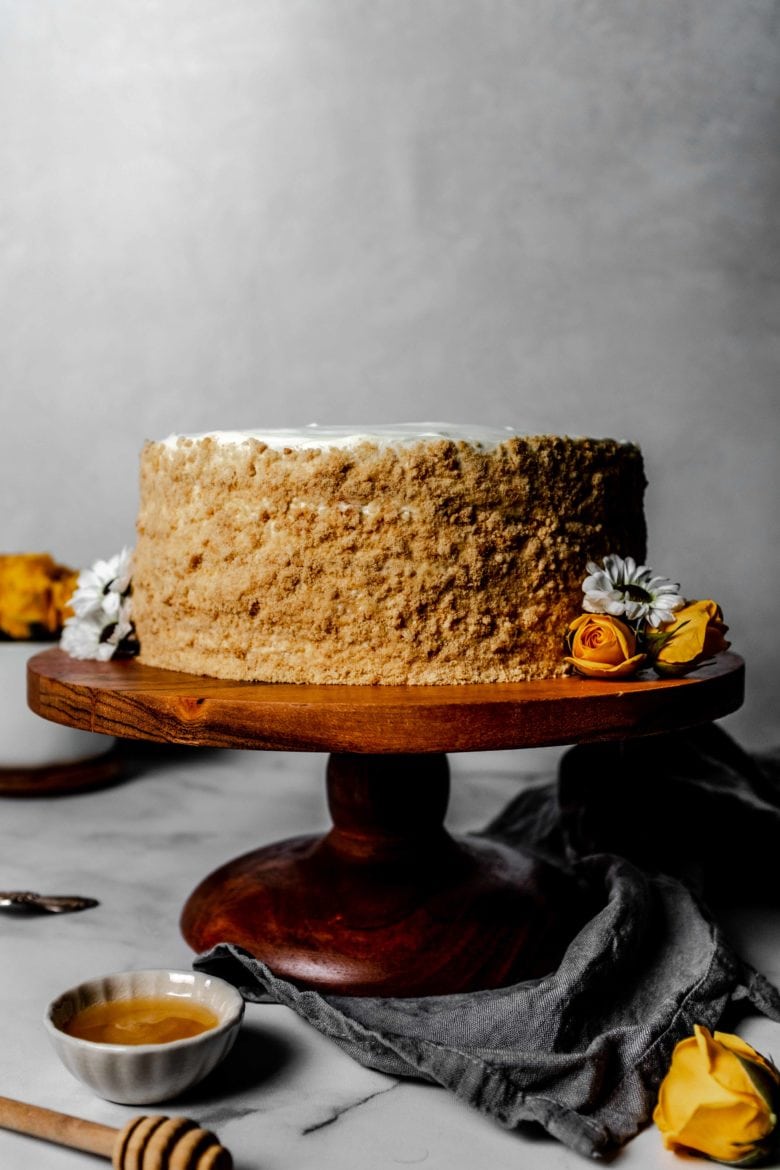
[564,613,646,679]
[653,599,730,677]
[654,1025,780,1165]
[0,553,79,640]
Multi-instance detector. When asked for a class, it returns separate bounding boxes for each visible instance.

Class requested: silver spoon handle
[0,891,99,913]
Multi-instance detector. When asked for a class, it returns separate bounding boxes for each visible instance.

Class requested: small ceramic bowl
[44,969,244,1105]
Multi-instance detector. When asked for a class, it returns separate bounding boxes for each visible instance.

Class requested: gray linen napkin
[195,725,780,1158]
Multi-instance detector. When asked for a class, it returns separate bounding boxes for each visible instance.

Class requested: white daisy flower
[60,615,114,660]
[68,547,133,619]
[107,546,134,597]
[60,549,138,661]
[582,554,684,627]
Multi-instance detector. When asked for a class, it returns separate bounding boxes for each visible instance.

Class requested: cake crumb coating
[132,433,647,684]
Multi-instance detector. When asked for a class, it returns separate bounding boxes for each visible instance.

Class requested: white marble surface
[1,734,779,1170]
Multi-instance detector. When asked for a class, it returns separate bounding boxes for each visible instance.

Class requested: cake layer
[132,427,647,685]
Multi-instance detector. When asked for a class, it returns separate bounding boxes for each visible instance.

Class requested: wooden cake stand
[28,648,744,997]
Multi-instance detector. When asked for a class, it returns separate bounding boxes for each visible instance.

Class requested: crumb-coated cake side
[132,426,647,685]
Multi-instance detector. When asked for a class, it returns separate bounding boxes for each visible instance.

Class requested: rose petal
[564,653,646,679]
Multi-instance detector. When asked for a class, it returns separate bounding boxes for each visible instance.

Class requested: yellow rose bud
[0,553,79,640]
[564,613,646,679]
[653,600,731,677]
[654,1025,780,1165]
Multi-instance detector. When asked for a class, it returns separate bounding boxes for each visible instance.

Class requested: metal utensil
[0,890,99,913]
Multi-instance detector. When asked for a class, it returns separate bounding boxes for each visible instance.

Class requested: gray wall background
[1,1,778,747]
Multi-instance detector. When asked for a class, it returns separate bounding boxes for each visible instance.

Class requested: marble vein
[301,1083,401,1135]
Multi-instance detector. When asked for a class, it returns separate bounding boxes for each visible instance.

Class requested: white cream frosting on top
[159,423,524,452]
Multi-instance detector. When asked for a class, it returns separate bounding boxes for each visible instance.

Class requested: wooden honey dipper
[0,1095,232,1169]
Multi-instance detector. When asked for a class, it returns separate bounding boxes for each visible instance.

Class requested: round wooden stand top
[28,648,744,755]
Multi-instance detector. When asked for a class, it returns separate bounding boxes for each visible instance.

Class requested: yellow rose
[0,553,79,640]
[654,1025,780,1165]
[564,613,646,679]
[653,599,731,677]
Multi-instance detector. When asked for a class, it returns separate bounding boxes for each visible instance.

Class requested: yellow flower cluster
[655,1025,780,1165]
[0,553,79,640]
[564,600,731,681]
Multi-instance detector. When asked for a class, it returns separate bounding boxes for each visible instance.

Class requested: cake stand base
[180,752,588,996]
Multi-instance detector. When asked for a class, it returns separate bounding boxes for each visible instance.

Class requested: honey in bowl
[63,996,219,1046]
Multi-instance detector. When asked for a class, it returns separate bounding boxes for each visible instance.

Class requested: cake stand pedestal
[28,649,744,997]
